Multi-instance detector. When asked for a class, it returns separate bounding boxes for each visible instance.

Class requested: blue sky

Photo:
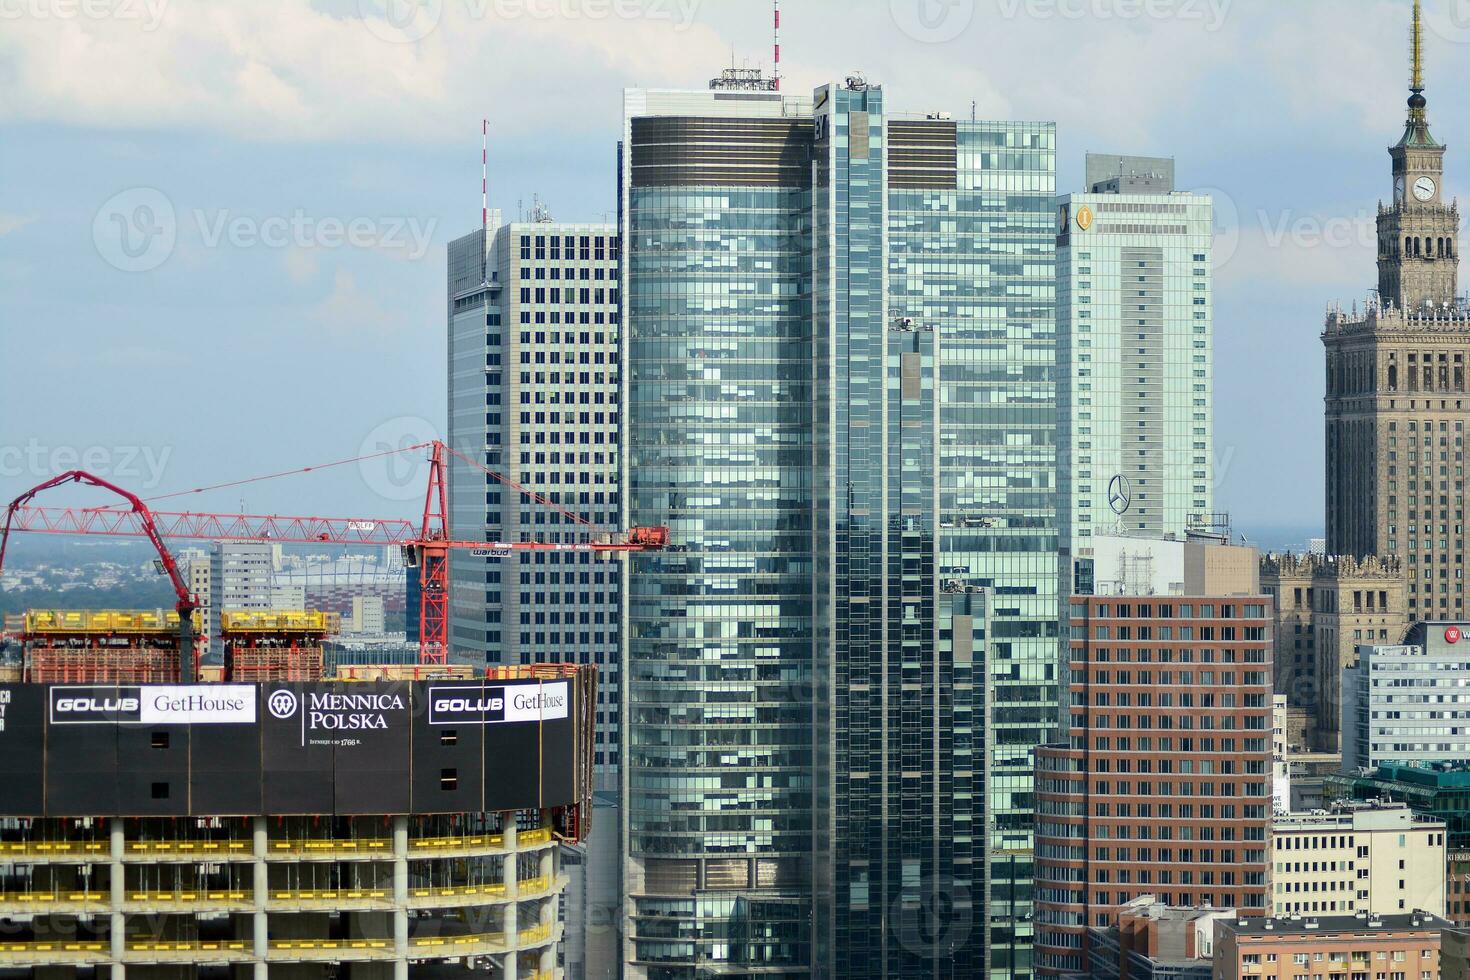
[2,0,1466,541]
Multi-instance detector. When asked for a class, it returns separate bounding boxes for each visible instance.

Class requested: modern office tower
[621,77,1055,979]
[1259,553,1408,751]
[446,216,624,980]
[1214,912,1451,980]
[446,216,622,774]
[1057,154,1213,570]
[1034,594,1274,976]
[1270,804,1446,918]
[1341,621,1470,771]
[1324,0,1467,621]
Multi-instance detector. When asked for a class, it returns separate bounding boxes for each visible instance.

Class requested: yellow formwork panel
[24,609,203,634]
[220,610,341,634]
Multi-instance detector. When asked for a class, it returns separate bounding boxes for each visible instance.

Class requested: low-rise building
[1085,895,1235,980]
[1271,804,1447,917]
[1214,911,1451,980]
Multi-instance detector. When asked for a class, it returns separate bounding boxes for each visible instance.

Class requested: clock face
[1395,176,1407,202]
[1414,176,1437,202]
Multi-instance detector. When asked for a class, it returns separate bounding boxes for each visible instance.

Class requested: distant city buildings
[1084,896,1235,980]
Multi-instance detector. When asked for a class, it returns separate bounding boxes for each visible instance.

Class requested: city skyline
[5,0,1469,537]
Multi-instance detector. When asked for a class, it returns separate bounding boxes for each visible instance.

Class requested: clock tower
[1378,0,1459,311]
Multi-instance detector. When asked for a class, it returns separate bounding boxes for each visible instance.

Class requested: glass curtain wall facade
[918,121,1058,980]
[620,88,817,978]
[622,83,1057,980]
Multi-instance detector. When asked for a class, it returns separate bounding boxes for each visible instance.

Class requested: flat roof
[1228,912,1451,938]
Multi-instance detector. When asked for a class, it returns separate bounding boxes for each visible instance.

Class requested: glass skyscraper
[621,79,1057,980]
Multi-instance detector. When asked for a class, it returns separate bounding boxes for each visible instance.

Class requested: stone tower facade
[1260,553,1409,752]
[1325,0,1469,623]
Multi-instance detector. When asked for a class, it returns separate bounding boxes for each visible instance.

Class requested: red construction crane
[0,470,202,680]
[0,441,668,665]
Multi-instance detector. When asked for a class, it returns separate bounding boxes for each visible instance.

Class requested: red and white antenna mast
[772,0,781,90]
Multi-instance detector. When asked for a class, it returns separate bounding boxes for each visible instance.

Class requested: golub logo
[268,689,299,720]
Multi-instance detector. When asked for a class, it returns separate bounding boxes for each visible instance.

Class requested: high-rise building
[446,216,622,775]
[206,541,276,661]
[1259,553,1409,751]
[446,215,625,980]
[1034,592,1274,976]
[1270,804,1446,918]
[1341,621,1470,771]
[1057,154,1213,561]
[1324,0,1467,621]
[620,77,1056,979]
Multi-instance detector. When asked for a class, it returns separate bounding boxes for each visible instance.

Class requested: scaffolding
[221,610,339,683]
[22,609,196,683]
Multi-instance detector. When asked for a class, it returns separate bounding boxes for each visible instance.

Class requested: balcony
[266,838,392,860]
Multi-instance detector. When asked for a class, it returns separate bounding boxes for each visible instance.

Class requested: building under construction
[0,630,597,980]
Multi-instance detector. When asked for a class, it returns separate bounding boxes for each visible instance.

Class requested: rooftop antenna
[481,117,489,282]
[773,0,781,91]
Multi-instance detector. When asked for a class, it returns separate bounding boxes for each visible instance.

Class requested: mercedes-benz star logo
[268,689,299,720]
[1108,475,1132,516]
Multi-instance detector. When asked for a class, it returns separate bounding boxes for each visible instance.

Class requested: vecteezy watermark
[358,417,442,503]
[193,210,436,261]
[995,0,1231,31]
[358,0,702,44]
[890,0,975,43]
[92,188,438,272]
[1425,0,1470,44]
[0,440,173,489]
[93,187,176,274]
[0,0,169,30]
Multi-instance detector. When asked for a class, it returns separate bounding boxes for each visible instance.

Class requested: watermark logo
[1425,0,1470,44]
[0,440,173,488]
[93,187,176,273]
[891,0,974,42]
[996,0,1231,31]
[268,689,299,720]
[358,416,441,503]
[0,0,170,31]
[359,0,442,43]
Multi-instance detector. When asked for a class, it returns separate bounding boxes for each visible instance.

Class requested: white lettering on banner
[427,681,569,725]
[140,686,256,724]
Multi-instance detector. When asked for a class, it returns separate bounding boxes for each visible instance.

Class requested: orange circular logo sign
[1076,206,1094,231]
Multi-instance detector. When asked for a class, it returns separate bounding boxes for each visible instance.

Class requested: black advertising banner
[0,685,45,815]
[0,680,582,817]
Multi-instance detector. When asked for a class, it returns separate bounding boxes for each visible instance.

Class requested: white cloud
[0,213,36,236]
[309,267,402,335]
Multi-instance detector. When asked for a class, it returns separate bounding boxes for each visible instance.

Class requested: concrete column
[538,827,556,979]
[252,816,268,979]
[393,816,409,980]
[109,818,126,969]
[504,818,519,980]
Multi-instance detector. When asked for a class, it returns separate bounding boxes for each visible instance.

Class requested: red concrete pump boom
[0,470,201,680]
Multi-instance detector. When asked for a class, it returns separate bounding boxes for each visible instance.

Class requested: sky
[2,0,1468,545]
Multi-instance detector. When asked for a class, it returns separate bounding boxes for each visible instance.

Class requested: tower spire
[1411,0,1424,94]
